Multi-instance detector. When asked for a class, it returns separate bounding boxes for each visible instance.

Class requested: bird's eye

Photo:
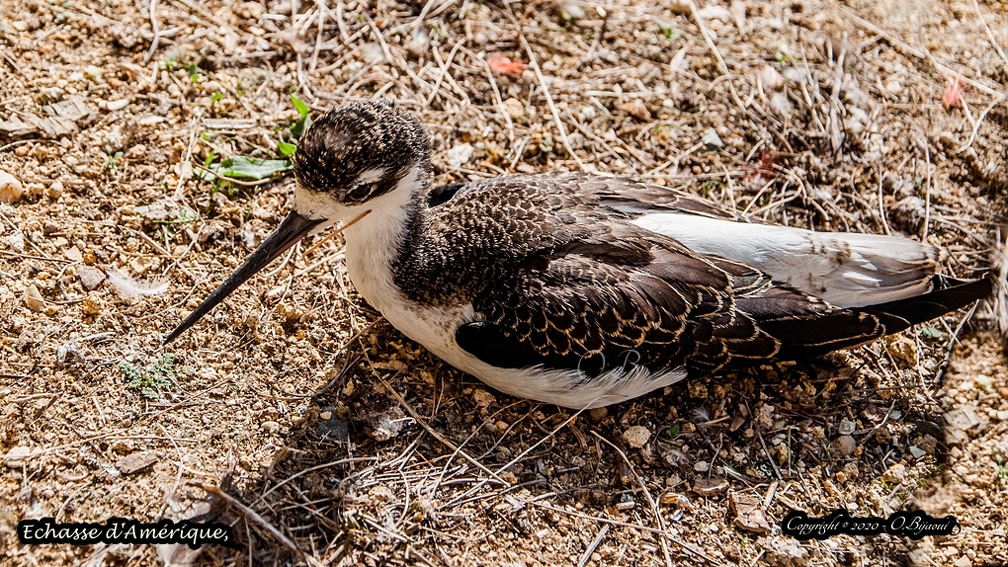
[345,183,373,201]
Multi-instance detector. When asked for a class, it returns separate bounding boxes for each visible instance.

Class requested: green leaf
[657,20,677,39]
[277,139,297,158]
[208,156,292,180]
[291,94,310,119]
[921,326,946,341]
[667,424,680,438]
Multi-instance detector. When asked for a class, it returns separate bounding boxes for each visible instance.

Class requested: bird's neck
[341,165,427,311]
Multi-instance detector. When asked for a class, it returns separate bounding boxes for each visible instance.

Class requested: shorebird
[165,100,990,408]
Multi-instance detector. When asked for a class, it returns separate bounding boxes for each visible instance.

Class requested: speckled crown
[292,99,431,203]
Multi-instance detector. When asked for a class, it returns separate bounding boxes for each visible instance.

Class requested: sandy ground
[1,0,1007,565]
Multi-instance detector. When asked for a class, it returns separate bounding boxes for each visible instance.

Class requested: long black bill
[163,211,324,344]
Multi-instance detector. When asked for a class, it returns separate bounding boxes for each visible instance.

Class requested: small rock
[0,170,24,204]
[46,180,64,199]
[834,435,856,457]
[729,415,745,432]
[446,143,473,169]
[3,446,32,468]
[945,405,987,446]
[105,98,130,111]
[909,446,927,459]
[838,418,856,435]
[116,452,157,475]
[5,231,25,251]
[503,97,525,119]
[561,4,585,20]
[692,476,729,496]
[614,499,635,511]
[693,460,709,473]
[64,245,83,263]
[702,127,723,150]
[24,284,46,312]
[765,539,808,567]
[472,389,496,408]
[883,463,907,484]
[620,99,651,121]
[697,5,733,23]
[623,425,651,448]
[886,334,917,366]
[588,407,608,422]
[729,492,770,534]
[261,421,281,434]
[78,266,106,290]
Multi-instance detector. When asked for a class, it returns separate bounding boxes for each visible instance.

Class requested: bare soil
[1,0,1007,566]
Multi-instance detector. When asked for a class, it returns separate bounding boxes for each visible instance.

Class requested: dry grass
[2,0,1008,566]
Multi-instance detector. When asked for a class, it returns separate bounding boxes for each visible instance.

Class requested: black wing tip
[865,274,993,330]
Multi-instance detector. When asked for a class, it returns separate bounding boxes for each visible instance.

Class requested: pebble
[838,418,856,435]
[472,389,496,408]
[883,463,907,484]
[446,143,473,169]
[78,266,106,290]
[46,180,64,199]
[503,97,525,119]
[0,169,24,204]
[697,5,733,23]
[692,476,729,496]
[3,446,32,468]
[261,421,281,434]
[24,284,46,312]
[693,460,710,473]
[622,425,651,448]
[702,128,723,150]
[105,98,130,111]
[834,435,856,457]
[588,407,608,422]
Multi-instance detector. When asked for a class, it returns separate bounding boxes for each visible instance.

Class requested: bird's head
[163,99,429,343]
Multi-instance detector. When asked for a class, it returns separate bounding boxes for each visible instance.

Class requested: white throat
[339,166,420,313]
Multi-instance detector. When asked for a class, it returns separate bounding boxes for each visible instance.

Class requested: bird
[164,99,991,409]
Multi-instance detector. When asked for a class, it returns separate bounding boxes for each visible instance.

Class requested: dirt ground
[2,0,1007,565]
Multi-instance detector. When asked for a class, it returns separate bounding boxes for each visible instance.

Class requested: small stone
[729,415,746,432]
[883,463,907,484]
[446,143,473,169]
[0,170,24,204]
[503,98,525,120]
[702,127,723,150]
[909,446,927,459]
[620,99,651,121]
[84,65,103,81]
[78,266,106,290]
[697,5,733,23]
[623,425,651,448]
[729,492,770,534]
[116,452,157,475]
[3,446,32,468]
[693,460,709,473]
[472,389,496,408]
[834,435,856,457]
[129,256,154,276]
[24,284,45,312]
[837,418,856,435]
[46,180,64,199]
[261,421,281,434]
[64,245,83,263]
[886,335,917,366]
[692,476,729,496]
[105,98,130,111]
[588,407,608,422]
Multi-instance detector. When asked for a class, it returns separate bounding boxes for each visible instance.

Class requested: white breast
[338,173,686,408]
